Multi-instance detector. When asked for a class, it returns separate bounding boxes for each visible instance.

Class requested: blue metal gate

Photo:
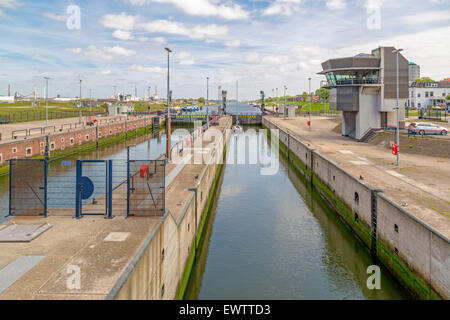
[75,160,113,219]
[9,155,164,219]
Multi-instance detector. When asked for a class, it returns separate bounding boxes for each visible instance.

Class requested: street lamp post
[165,47,172,161]
[393,48,403,166]
[284,85,287,119]
[206,77,209,110]
[308,78,312,128]
[79,79,82,124]
[236,80,238,115]
[276,88,279,116]
[272,89,275,112]
[43,77,50,128]
[148,86,151,112]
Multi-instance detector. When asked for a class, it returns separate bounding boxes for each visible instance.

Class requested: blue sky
[0,0,449,99]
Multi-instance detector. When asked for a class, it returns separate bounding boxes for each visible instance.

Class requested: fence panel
[46,159,77,216]
[128,160,165,217]
[9,159,46,216]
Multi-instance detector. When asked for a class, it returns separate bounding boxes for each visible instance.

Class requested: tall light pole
[276,87,278,104]
[79,79,82,124]
[43,77,50,128]
[206,77,209,110]
[236,80,239,115]
[165,47,172,161]
[308,78,312,128]
[147,86,151,113]
[283,85,287,119]
[271,88,274,112]
[218,85,221,104]
[393,48,403,166]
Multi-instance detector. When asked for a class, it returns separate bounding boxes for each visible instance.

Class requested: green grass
[132,102,167,112]
[0,102,106,123]
[263,102,339,113]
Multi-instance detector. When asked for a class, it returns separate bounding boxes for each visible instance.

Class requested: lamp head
[165,47,172,53]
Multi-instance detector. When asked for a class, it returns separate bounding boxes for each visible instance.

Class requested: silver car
[408,122,448,136]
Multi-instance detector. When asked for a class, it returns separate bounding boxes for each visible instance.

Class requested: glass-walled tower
[318,47,408,141]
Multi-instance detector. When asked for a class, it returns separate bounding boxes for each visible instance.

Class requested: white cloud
[126,0,249,20]
[175,51,196,66]
[126,0,149,4]
[101,13,228,40]
[224,39,241,48]
[112,30,134,40]
[179,59,195,66]
[153,36,166,43]
[64,48,83,54]
[43,12,67,22]
[102,12,139,31]
[326,0,346,10]
[104,45,136,56]
[97,70,112,75]
[177,51,191,59]
[263,0,303,16]
[0,0,22,9]
[364,0,386,9]
[65,45,135,60]
[400,10,450,25]
[0,0,21,17]
[129,64,165,73]
[140,20,228,39]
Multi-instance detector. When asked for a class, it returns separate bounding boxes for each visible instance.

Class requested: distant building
[108,103,134,117]
[408,62,420,83]
[319,46,408,140]
[0,96,15,103]
[409,80,450,109]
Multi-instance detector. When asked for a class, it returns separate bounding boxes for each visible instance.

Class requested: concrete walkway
[267,116,450,238]
[0,116,231,300]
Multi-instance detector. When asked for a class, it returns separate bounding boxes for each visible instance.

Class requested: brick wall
[0,117,156,166]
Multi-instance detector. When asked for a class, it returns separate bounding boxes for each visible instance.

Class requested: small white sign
[104,232,130,242]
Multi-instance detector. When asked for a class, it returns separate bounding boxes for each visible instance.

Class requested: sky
[0,0,449,100]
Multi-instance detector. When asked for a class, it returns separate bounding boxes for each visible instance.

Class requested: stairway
[359,128,378,143]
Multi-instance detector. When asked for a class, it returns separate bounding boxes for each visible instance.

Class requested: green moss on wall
[265,120,435,300]
[176,132,229,300]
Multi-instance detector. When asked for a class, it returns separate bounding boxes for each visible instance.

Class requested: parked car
[408,122,448,136]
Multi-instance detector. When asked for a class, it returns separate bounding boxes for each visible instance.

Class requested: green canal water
[185,127,411,300]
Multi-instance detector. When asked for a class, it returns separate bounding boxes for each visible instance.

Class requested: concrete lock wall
[110,120,232,300]
[377,195,449,299]
[262,117,449,299]
[0,117,158,167]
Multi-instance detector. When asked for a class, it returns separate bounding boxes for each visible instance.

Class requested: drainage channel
[185,127,411,300]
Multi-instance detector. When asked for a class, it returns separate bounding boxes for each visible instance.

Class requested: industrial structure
[319,46,408,140]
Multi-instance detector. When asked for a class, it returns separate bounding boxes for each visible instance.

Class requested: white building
[108,103,135,117]
[0,96,14,103]
[409,80,450,109]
